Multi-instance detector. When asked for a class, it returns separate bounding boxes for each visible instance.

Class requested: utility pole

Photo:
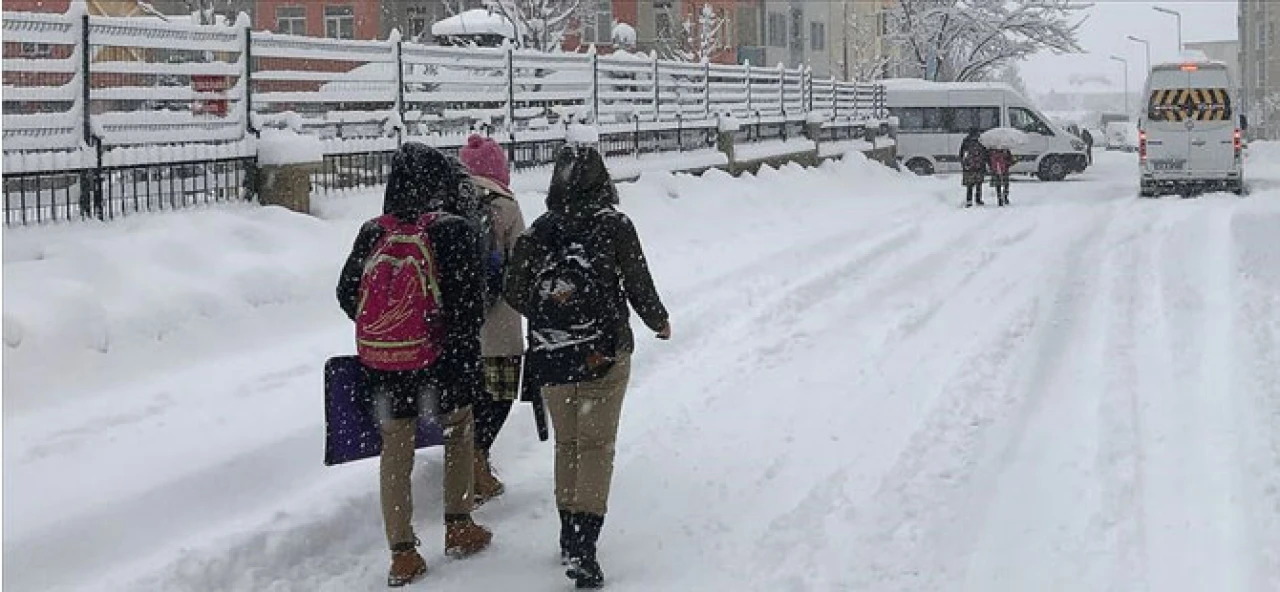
[1153,6,1183,54]
[1111,55,1129,118]
[1127,35,1150,73]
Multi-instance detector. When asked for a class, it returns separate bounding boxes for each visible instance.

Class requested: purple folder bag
[324,355,445,466]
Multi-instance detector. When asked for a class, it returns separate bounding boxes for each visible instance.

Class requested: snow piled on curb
[1,151,908,415]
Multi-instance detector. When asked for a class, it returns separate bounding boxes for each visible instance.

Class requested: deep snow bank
[2,152,920,416]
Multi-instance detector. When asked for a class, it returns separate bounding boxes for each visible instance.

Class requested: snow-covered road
[5,148,1279,591]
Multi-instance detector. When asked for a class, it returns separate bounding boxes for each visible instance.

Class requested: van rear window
[1147,88,1233,122]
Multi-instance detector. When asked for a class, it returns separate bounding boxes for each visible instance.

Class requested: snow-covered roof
[612,22,636,47]
[431,9,521,39]
[1152,51,1229,71]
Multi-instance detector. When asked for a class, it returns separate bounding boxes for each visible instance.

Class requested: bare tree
[483,0,584,52]
[658,3,729,63]
[888,0,1089,82]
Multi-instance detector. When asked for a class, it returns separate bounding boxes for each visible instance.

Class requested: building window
[737,5,759,47]
[275,6,306,35]
[810,22,825,51]
[325,5,355,40]
[19,42,53,57]
[1259,21,1267,50]
[407,5,431,40]
[767,12,786,48]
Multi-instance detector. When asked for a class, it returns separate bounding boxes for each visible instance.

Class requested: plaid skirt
[483,356,523,402]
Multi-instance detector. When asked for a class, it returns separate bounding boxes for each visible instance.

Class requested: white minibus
[883,79,1089,181]
[1138,59,1244,196]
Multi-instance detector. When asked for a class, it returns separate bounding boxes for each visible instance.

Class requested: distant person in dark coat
[1081,128,1094,165]
[959,128,989,207]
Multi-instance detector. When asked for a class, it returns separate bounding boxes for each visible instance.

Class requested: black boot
[559,510,573,565]
[566,513,605,589]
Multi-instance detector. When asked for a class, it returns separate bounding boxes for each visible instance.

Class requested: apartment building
[728,1,887,79]
[1240,0,1279,139]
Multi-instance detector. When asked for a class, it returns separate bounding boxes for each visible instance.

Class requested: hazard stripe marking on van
[1149,87,1232,122]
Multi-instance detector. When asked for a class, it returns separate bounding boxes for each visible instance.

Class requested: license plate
[1152,160,1185,171]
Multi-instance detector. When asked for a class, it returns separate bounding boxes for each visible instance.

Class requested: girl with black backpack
[504,142,671,589]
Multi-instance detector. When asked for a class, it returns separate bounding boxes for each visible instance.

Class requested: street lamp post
[1111,55,1129,118]
[1127,35,1151,72]
[1153,6,1183,54]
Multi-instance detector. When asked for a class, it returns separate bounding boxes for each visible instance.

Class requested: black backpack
[524,212,619,386]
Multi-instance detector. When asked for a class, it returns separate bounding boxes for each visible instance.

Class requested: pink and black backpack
[355,213,447,371]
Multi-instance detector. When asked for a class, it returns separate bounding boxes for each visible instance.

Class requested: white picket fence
[3,9,887,173]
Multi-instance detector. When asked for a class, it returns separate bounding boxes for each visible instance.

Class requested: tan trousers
[544,354,631,516]
[380,406,475,549]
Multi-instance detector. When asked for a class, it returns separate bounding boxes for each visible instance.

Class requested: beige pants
[380,406,475,549]
[544,354,631,516]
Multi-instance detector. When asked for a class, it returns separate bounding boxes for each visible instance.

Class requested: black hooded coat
[336,143,486,417]
[503,145,668,371]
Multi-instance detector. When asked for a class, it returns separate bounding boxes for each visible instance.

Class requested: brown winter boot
[387,544,427,588]
[444,514,492,558]
[472,450,505,506]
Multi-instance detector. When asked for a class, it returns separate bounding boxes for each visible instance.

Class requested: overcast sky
[1020,0,1240,94]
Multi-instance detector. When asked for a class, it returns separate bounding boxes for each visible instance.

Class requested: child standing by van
[989,147,1013,206]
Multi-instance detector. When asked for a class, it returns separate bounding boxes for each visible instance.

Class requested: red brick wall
[254,0,381,40]
[2,0,72,12]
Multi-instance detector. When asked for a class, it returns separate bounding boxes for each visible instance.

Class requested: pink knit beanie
[459,134,512,197]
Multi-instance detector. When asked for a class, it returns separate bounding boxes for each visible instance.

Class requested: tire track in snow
[625,206,1029,444]
[1230,206,1280,591]
[830,205,1119,591]
[1139,204,1252,591]
[1085,208,1161,592]
[612,208,1049,591]
[683,209,1054,588]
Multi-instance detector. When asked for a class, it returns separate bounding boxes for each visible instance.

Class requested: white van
[1106,121,1140,152]
[883,79,1089,181]
[1139,59,1244,196]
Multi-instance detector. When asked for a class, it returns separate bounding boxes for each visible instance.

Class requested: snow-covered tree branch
[658,3,729,63]
[840,7,890,81]
[993,63,1029,97]
[483,0,584,52]
[888,0,1089,82]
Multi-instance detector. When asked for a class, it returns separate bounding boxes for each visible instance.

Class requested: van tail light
[1234,129,1242,155]
[1139,130,1147,162]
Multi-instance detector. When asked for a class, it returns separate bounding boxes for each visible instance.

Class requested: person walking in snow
[504,142,670,589]
[960,128,989,207]
[1081,127,1094,166]
[336,142,492,588]
[988,147,1013,207]
[459,134,527,505]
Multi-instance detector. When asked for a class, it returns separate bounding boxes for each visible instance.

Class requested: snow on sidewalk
[5,149,1280,592]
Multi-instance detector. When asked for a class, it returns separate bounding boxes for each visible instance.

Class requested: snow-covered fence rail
[3,11,888,226]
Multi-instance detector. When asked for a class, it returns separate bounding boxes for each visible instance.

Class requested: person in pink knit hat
[459,133,526,504]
